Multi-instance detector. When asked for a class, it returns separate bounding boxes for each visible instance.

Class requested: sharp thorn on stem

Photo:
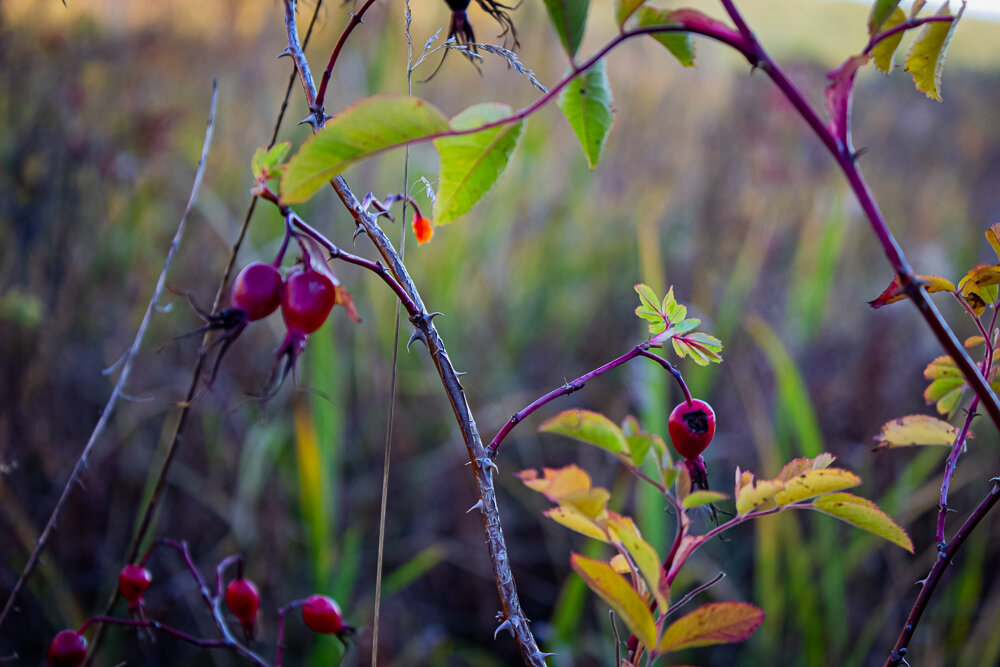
[479,457,498,476]
[493,618,513,639]
[277,47,294,59]
[406,329,428,351]
[467,499,484,514]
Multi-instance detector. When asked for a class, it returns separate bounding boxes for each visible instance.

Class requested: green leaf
[812,493,914,552]
[615,0,645,26]
[539,409,628,455]
[433,103,524,224]
[557,59,614,170]
[622,416,666,467]
[905,2,964,101]
[872,7,907,73]
[251,142,290,180]
[281,95,449,204]
[570,554,658,651]
[636,8,695,67]
[541,0,590,58]
[868,0,902,34]
[682,490,728,509]
[658,602,765,652]
[874,414,967,448]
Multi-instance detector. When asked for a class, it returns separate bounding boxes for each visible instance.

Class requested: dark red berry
[301,595,343,634]
[232,262,283,322]
[225,578,260,629]
[281,268,336,334]
[48,630,87,667]
[667,399,716,460]
[118,564,152,605]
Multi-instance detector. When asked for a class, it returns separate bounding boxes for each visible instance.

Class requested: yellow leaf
[544,506,609,541]
[608,513,669,613]
[774,468,861,506]
[872,7,907,73]
[675,462,692,506]
[609,554,631,573]
[517,465,612,519]
[987,224,1000,261]
[868,274,955,309]
[924,355,961,379]
[812,493,914,552]
[904,2,964,101]
[658,602,765,652]
[874,414,969,449]
[777,454,836,482]
[735,470,783,516]
[571,554,658,651]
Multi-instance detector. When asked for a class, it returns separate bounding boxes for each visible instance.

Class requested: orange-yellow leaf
[924,355,961,380]
[609,553,631,573]
[812,493,914,552]
[543,506,608,541]
[868,274,955,309]
[774,468,861,506]
[517,465,612,518]
[965,336,986,349]
[874,414,968,449]
[571,554,658,651]
[657,602,765,652]
[958,264,1000,315]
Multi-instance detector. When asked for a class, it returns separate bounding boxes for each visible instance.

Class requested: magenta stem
[314,0,380,111]
[864,16,955,55]
[485,343,688,457]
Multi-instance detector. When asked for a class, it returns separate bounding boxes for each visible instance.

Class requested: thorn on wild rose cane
[493,618,513,639]
[277,47,294,59]
[406,329,428,351]
[467,499,484,514]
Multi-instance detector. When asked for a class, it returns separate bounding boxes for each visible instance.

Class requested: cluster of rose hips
[197,237,349,393]
[47,555,353,666]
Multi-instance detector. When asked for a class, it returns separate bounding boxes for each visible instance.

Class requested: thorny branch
[280,1,547,663]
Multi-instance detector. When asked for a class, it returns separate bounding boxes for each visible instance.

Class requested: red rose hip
[301,594,343,634]
[232,262,283,322]
[281,268,336,334]
[667,399,716,460]
[48,630,87,666]
[118,564,153,605]
[225,578,260,630]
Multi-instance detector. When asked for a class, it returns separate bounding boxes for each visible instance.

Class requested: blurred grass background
[1,0,999,665]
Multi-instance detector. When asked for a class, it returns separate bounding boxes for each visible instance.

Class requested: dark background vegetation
[1,1,999,665]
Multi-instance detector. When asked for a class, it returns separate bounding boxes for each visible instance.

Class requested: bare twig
[83,4,326,662]
[0,80,218,632]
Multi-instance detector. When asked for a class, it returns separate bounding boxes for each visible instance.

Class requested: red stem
[314,0,380,111]
[486,343,689,457]
[864,16,955,55]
